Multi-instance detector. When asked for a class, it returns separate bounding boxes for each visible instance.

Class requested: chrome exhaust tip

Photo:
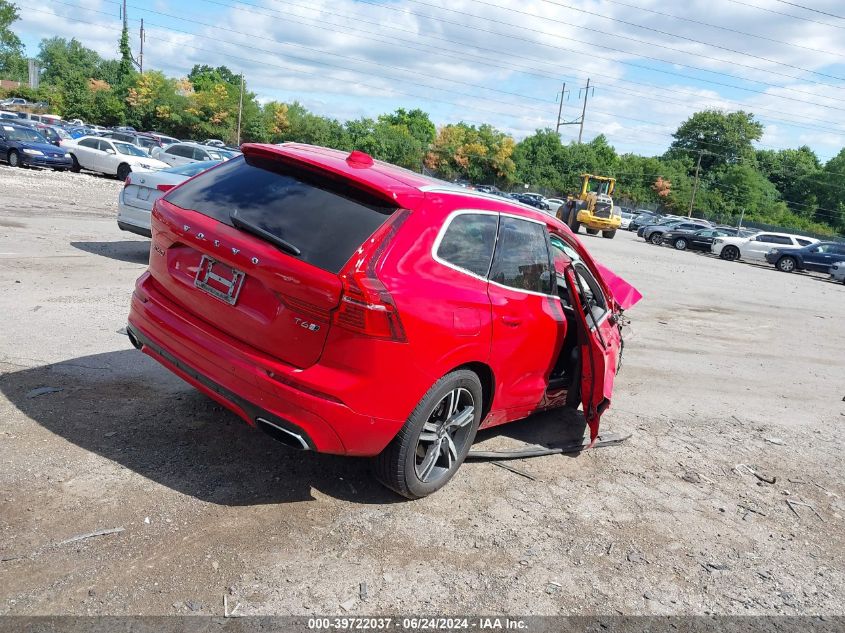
[256,417,310,450]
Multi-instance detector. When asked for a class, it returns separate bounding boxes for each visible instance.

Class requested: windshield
[114,142,148,156]
[163,160,222,176]
[3,126,47,143]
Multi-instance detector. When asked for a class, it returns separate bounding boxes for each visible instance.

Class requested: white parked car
[546,198,565,213]
[830,260,845,284]
[711,231,818,262]
[151,142,227,167]
[66,136,168,179]
[618,208,635,229]
[117,160,223,237]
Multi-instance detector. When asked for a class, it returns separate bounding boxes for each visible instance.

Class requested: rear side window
[436,213,498,277]
[489,216,552,294]
[795,238,813,246]
[165,155,397,273]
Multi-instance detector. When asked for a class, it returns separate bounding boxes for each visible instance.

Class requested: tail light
[124,176,131,187]
[333,209,410,342]
[156,184,175,192]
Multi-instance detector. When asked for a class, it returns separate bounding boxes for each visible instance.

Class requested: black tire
[585,228,599,235]
[116,163,132,181]
[69,154,81,172]
[673,237,688,250]
[776,256,797,273]
[602,230,616,239]
[8,150,20,168]
[649,232,663,245]
[567,204,581,234]
[720,245,740,261]
[373,369,483,499]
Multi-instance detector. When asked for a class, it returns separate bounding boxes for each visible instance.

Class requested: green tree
[667,110,763,172]
[37,37,101,86]
[817,149,845,231]
[377,108,435,147]
[756,146,821,219]
[116,22,135,89]
[0,0,26,82]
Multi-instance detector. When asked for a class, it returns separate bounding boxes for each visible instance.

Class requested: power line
[255,0,845,108]
[521,0,845,83]
[725,0,845,31]
[396,0,845,96]
[594,0,845,59]
[41,2,555,118]
[771,0,845,21]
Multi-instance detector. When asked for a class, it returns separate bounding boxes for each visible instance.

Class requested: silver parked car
[151,142,227,167]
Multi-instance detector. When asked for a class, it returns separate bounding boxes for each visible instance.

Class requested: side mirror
[105,148,116,155]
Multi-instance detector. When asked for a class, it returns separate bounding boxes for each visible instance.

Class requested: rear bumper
[118,220,152,238]
[127,272,404,456]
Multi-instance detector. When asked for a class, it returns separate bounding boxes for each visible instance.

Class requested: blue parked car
[0,123,73,170]
[764,241,845,273]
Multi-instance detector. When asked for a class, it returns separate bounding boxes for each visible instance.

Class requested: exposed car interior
[547,234,608,398]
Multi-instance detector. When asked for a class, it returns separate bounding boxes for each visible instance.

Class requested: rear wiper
[229,210,301,257]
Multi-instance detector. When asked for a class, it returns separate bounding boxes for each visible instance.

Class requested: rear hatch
[148,152,399,368]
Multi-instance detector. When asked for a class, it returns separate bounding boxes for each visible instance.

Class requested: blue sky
[13,0,845,161]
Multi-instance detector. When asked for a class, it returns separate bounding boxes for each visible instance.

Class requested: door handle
[500,315,522,327]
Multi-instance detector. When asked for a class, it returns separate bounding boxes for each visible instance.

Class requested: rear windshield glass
[165,155,397,273]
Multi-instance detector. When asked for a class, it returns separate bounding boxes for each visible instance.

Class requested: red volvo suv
[127,143,640,498]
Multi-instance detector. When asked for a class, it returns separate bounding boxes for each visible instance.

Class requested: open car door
[562,263,619,444]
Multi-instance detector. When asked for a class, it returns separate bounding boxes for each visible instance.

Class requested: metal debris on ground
[490,461,536,481]
[58,527,124,546]
[735,463,776,484]
[25,386,63,399]
[785,499,824,522]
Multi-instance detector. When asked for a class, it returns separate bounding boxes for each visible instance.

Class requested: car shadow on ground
[0,349,586,505]
[472,407,588,459]
[71,240,150,265]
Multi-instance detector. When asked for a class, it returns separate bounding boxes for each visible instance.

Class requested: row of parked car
[628,211,845,284]
[457,183,566,214]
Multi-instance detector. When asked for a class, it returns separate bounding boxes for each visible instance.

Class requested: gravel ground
[0,163,844,616]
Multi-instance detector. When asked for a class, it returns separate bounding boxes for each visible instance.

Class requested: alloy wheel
[414,387,475,484]
[674,238,687,250]
[778,257,796,272]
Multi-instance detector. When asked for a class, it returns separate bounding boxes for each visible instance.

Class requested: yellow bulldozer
[556,174,621,239]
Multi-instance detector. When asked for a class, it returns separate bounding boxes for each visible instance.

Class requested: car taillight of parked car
[156,184,175,192]
[332,209,409,342]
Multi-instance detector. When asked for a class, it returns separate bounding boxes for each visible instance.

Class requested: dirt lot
[1,164,844,617]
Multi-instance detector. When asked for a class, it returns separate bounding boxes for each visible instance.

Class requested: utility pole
[737,209,745,230]
[688,150,704,218]
[139,19,145,74]
[555,82,566,134]
[236,74,245,146]
[578,77,592,144]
